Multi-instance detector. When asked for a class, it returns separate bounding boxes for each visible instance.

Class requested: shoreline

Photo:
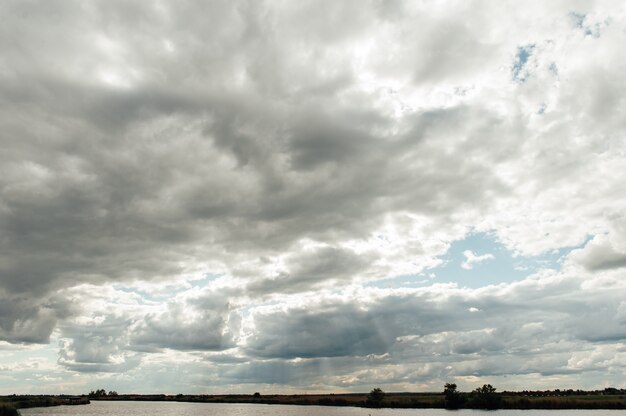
[89,390,626,409]
[3,391,626,411]
[0,397,90,415]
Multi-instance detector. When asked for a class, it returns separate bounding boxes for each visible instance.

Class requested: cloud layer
[0,0,625,393]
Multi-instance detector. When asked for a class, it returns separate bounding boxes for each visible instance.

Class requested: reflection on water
[19,401,626,416]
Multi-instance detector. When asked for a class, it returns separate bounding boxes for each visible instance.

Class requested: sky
[1,0,626,395]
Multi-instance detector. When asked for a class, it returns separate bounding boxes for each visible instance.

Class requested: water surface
[19,401,626,416]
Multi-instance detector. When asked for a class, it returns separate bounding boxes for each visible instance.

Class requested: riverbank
[90,391,626,410]
[3,391,625,411]
[0,396,90,414]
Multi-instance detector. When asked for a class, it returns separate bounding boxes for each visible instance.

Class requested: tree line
[443,382,501,409]
[88,389,117,398]
[78,386,626,410]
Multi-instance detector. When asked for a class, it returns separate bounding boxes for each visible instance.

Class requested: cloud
[58,315,140,373]
[239,268,626,386]
[0,291,73,344]
[245,301,391,359]
[130,291,241,352]
[245,245,371,295]
[569,225,626,271]
[0,0,625,393]
[461,250,495,270]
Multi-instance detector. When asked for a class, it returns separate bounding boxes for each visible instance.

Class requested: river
[19,401,626,416]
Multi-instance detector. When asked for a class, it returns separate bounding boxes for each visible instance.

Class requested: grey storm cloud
[243,271,626,376]
[130,292,240,352]
[0,0,519,340]
[0,295,58,344]
[0,0,625,393]
[245,246,371,295]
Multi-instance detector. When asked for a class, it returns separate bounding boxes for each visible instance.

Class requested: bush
[443,383,464,409]
[366,388,385,407]
[470,384,501,409]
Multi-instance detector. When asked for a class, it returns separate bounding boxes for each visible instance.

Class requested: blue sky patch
[570,12,603,38]
[114,273,222,302]
[571,12,586,29]
[369,232,591,290]
[512,44,535,82]
[426,232,589,288]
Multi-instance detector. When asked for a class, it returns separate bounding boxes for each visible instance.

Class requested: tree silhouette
[471,384,501,409]
[443,383,463,409]
[88,389,108,398]
[366,388,385,407]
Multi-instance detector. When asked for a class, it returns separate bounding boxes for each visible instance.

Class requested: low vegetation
[0,395,89,413]
[1,385,625,411]
[74,385,626,409]
[0,404,19,416]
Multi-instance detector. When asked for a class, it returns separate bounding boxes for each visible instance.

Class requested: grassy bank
[0,405,19,416]
[2,390,625,410]
[500,394,626,410]
[88,391,626,409]
[0,396,90,413]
